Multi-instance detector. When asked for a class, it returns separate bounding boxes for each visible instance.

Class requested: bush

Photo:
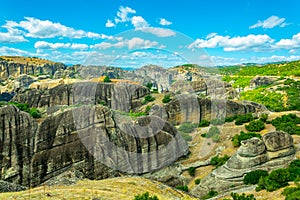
[256,168,290,192]
[225,115,237,122]
[202,190,218,199]
[194,179,201,185]
[245,120,265,132]
[288,159,300,181]
[231,131,262,147]
[210,154,229,168]
[230,192,256,200]
[235,114,254,125]
[188,167,196,176]
[98,100,107,106]
[282,184,300,200]
[145,82,152,90]
[206,126,220,138]
[211,118,224,125]
[103,76,111,82]
[244,170,268,185]
[199,120,210,127]
[259,113,268,123]
[212,133,220,142]
[9,102,42,118]
[176,185,188,192]
[271,114,300,135]
[178,122,198,133]
[180,132,193,142]
[129,111,146,117]
[162,94,172,103]
[134,192,159,200]
[29,108,42,118]
[143,95,155,104]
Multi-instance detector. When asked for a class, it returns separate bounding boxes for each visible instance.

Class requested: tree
[134,192,159,200]
[245,120,265,132]
[162,94,172,103]
[103,76,111,82]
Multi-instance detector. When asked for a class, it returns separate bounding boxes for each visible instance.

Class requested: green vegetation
[230,192,256,200]
[231,131,262,147]
[180,132,193,142]
[281,182,300,200]
[271,114,300,135]
[222,76,252,88]
[194,179,201,185]
[245,120,265,132]
[211,118,224,125]
[134,192,159,200]
[235,114,254,125]
[225,115,238,123]
[259,113,268,123]
[202,190,218,199]
[199,120,210,127]
[129,111,147,117]
[178,122,198,133]
[255,160,300,192]
[243,170,268,185]
[143,94,155,104]
[145,82,152,90]
[162,94,172,103]
[201,126,221,142]
[98,100,107,106]
[145,105,152,113]
[175,185,188,192]
[103,76,111,82]
[8,102,42,118]
[188,167,196,176]
[210,154,230,168]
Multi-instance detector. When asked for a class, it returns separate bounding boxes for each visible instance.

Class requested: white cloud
[131,16,149,28]
[159,18,172,26]
[250,16,288,29]
[91,37,159,50]
[275,32,300,49]
[105,19,115,28]
[0,32,28,43]
[115,6,136,23]
[0,46,33,56]
[3,17,109,39]
[34,41,89,50]
[189,34,274,52]
[206,32,218,39]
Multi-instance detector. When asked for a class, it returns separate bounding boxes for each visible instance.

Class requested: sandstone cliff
[0,105,188,187]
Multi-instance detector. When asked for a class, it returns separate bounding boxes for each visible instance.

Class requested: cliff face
[161,95,268,125]
[12,82,149,112]
[0,60,66,80]
[0,105,188,187]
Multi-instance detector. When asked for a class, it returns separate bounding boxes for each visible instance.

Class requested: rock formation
[12,82,149,112]
[191,131,297,198]
[0,104,188,187]
[250,76,275,88]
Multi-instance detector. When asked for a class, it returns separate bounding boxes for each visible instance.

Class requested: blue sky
[1,0,300,67]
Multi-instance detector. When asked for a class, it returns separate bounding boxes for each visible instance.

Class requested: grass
[0,177,197,200]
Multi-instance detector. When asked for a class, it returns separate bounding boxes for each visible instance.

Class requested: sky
[1,0,300,67]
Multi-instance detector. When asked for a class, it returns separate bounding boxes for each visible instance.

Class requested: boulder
[262,131,294,152]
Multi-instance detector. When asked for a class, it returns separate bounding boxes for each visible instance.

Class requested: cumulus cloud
[189,34,274,52]
[250,16,288,29]
[275,32,300,49]
[91,37,159,50]
[0,32,28,43]
[3,17,109,39]
[159,18,172,26]
[34,41,89,50]
[105,19,115,28]
[106,6,176,37]
[0,46,33,56]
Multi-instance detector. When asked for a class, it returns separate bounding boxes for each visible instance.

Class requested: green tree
[134,192,159,200]
[103,76,111,82]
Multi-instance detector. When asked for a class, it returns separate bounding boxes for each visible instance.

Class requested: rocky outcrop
[0,60,66,80]
[0,105,188,187]
[250,76,275,88]
[12,82,149,112]
[191,131,296,198]
[13,74,36,92]
[161,95,268,125]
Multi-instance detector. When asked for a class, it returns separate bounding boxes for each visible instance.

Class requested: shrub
[288,159,300,181]
[180,132,193,142]
[259,113,268,123]
[98,100,107,106]
[188,167,196,176]
[206,126,220,138]
[210,154,229,168]
[176,185,188,192]
[231,131,262,147]
[231,192,256,200]
[235,113,254,125]
[282,184,300,200]
[244,170,268,185]
[225,115,237,122]
[29,108,42,118]
[162,94,172,103]
[271,114,300,135]
[134,192,159,200]
[9,102,42,118]
[103,76,111,82]
[245,120,265,132]
[143,95,155,104]
[199,120,210,127]
[145,82,152,90]
[145,105,152,113]
[129,111,146,117]
[178,122,198,133]
[211,118,224,125]
[194,179,201,185]
[256,169,290,192]
[202,190,218,199]
[212,133,220,142]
